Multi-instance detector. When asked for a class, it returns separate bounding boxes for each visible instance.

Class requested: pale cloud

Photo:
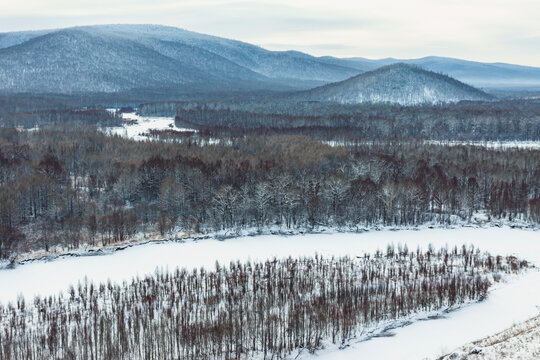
[0,0,539,66]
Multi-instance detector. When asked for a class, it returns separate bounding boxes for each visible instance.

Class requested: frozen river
[0,227,539,359]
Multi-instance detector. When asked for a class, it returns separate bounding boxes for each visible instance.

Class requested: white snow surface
[1,227,539,360]
[103,111,196,141]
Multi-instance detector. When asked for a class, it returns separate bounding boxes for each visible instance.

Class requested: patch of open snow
[0,227,539,359]
[103,111,196,141]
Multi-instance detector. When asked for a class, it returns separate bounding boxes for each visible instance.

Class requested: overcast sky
[1,0,539,66]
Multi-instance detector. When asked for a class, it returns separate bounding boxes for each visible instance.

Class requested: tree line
[0,126,539,260]
[148,99,540,141]
[0,108,122,129]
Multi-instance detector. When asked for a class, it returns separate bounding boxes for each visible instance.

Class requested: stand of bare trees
[0,247,526,360]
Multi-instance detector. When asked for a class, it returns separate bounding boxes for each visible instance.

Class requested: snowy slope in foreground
[440,314,540,359]
[0,227,539,360]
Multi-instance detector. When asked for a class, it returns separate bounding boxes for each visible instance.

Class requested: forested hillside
[0,25,360,94]
[296,64,493,105]
[2,25,540,97]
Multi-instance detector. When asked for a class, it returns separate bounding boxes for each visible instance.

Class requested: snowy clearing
[0,227,539,359]
[103,111,196,141]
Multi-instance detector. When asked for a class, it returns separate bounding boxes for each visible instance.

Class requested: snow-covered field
[103,111,196,141]
[0,227,539,359]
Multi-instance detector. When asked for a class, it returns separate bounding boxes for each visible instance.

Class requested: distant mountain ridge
[298,63,494,105]
[0,24,539,95]
[340,56,540,89]
[0,24,360,94]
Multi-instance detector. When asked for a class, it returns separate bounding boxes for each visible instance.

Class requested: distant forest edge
[0,108,122,129]
[1,95,539,141]
[138,99,540,141]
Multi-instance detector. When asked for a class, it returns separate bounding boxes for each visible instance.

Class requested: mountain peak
[301,62,494,105]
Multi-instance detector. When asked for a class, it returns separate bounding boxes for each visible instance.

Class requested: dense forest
[141,99,540,141]
[0,108,122,129]
[0,120,539,260]
[0,248,527,359]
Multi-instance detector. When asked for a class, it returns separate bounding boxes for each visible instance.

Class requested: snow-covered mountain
[0,24,360,94]
[0,24,539,95]
[335,56,540,90]
[300,63,494,105]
